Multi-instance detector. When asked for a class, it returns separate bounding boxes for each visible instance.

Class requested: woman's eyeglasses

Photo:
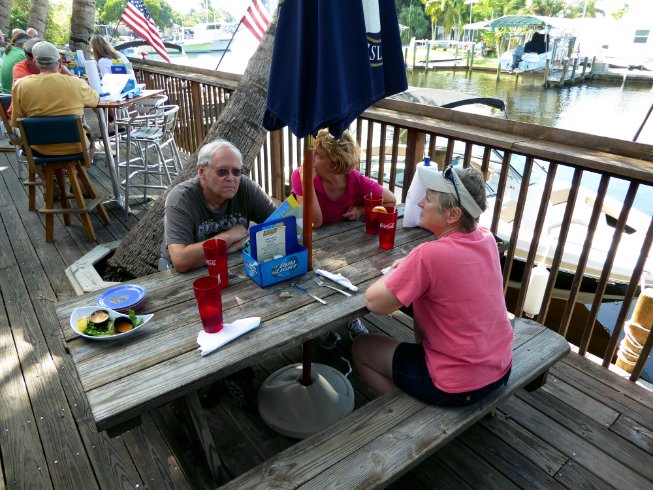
[214,167,242,178]
[443,165,461,207]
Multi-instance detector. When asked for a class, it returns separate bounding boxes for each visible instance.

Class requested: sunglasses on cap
[443,164,462,207]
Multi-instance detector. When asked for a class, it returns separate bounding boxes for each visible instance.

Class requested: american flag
[241,0,271,42]
[120,0,170,62]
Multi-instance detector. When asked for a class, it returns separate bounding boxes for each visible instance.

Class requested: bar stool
[118,104,182,204]
[17,115,110,242]
[0,95,30,183]
[112,94,168,164]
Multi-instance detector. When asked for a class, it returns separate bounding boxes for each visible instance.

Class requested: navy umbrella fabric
[263,0,408,139]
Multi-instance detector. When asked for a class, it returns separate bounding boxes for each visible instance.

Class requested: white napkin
[315,269,358,292]
[197,317,261,357]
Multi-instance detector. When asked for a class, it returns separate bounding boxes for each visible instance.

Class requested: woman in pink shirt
[353,164,513,406]
[291,129,395,227]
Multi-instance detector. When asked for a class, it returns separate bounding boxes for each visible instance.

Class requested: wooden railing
[132,59,653,383]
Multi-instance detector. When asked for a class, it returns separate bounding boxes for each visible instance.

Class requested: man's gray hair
[435,166,487,232]
[196,140,243,169]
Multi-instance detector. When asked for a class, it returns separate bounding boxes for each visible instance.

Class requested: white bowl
[69,306,153,341]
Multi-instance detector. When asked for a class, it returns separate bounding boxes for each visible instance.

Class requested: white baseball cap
[417,165,484,218]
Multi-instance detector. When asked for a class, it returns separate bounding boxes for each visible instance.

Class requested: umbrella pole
[302,135,314,270]
[302,135,315,386]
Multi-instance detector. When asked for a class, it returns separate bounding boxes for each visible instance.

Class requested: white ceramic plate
[69,306,153,341]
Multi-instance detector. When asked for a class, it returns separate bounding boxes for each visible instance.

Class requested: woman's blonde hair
[90,35,122,61]
[314,129,360,174]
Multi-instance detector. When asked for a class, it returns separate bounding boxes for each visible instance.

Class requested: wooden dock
[544,56,595,87]
[1,138,652,488]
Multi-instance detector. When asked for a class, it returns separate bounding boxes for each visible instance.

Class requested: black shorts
[392,342,511,406]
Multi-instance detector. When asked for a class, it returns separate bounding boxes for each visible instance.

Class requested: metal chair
[16,115,110,242]
[0,95,29,181]
[118,104,182,204]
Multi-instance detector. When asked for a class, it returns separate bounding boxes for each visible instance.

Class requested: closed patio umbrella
[258,0,407,439]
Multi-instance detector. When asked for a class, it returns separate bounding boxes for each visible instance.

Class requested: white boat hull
[480,178,652,287]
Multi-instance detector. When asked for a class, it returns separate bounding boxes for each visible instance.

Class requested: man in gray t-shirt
[160,140,277,272]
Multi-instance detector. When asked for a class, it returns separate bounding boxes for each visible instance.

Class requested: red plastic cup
[364,194,383,234]
[203,238,228,288]
[378,207,399,249]
[193,275,223,333]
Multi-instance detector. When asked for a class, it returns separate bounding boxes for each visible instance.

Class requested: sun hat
[32,41,61,64]
[417,164,484,218]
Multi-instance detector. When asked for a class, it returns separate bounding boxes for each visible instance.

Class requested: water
[407,70,653,145]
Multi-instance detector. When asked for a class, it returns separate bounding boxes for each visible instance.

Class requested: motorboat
[168,23,236,53]
[476,155,652,294]
[500,49,550,72]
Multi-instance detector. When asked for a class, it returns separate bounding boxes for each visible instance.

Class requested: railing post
[190,81,205,151]
[269,130,285,200]
[404,129,426,202]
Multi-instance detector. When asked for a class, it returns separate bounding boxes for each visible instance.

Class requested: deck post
[269,130,284,200]
[496,36,503,81]
[425,41,430,72]
[570,57,579,84]
[190,81,205,150]
[559,60,569,87]
[580,56,588,80]
[403,129,426,203]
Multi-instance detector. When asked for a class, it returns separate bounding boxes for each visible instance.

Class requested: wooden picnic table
[54,217,432,483]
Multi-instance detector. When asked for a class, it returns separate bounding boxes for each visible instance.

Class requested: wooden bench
[220,318,569,489]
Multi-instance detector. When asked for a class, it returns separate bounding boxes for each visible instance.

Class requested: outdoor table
[93,89,166,217]
[55,218,431,483]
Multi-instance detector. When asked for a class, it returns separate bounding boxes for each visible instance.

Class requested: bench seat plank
[221,319,569,489]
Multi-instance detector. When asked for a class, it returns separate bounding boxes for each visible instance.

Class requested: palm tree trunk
[0,0,11,38]
[28,0,49,35]
[69,0,96,57]
[105,15,277,280]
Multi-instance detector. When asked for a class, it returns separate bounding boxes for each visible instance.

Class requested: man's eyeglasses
[213,167,242,178]
[443,165,461,207]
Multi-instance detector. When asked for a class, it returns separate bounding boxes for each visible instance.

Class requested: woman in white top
[90,35,134,79]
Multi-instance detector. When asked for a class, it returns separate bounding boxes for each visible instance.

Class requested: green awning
[487,15,549,30]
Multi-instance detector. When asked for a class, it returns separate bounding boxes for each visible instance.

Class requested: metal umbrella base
[258,363,355,439]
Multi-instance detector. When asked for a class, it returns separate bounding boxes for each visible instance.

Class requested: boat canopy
[464,15,577,31]
[113,40,184,54]
[389,87,506,114]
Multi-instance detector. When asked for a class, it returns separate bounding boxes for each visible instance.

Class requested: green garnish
[83,320,111,337]
[128,309,143,327]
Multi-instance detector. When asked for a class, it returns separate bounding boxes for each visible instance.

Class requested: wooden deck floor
[1,140,652,489]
